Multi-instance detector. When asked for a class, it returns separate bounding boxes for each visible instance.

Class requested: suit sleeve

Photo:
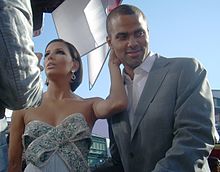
[108,118,124,166]
[153,58,218,172]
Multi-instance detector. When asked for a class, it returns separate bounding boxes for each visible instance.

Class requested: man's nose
[128,36,138,47]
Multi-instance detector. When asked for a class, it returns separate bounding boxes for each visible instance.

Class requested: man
[0,0,43,171]
[95,4,218,172]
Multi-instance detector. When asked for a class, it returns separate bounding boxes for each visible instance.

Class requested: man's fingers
[35,52,43,61]
[35,52,44,71]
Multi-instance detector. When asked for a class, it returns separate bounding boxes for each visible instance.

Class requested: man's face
[107,14,149,70]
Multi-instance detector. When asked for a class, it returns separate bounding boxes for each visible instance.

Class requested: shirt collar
[123,52,157,84]
[134,51,157,74]
[123,70,132,85]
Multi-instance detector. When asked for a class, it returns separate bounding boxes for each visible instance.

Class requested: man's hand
[35,52,44,71]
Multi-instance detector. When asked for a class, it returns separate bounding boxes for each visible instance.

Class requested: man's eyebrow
[133,27,145,32]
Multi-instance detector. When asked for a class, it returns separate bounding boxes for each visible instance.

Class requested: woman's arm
[93,50,128,119]
[8,110,25,172]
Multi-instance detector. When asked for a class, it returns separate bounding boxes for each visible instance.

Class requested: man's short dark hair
[106,4,146,35]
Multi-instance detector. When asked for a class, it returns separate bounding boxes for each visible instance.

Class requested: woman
[8,39,127,172]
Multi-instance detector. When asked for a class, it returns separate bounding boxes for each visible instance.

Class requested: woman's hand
[109,49,121,68]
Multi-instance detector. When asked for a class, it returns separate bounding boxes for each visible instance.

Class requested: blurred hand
[35,52,44,71]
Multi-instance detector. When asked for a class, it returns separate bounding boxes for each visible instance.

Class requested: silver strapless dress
[22,113,92,172]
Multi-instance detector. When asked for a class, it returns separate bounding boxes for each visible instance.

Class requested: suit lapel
[131,56,170,140]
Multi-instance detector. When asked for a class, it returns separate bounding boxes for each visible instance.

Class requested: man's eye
[136,30,145,38]
[116,34,127,40]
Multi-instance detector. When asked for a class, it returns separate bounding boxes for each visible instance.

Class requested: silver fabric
[23,113,92,172]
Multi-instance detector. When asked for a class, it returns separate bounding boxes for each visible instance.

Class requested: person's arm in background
[0,0,43,110]
[8,110,25,172]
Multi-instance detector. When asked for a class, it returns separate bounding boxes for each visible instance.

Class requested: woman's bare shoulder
[83,96,103,102]
[12,108,27,117]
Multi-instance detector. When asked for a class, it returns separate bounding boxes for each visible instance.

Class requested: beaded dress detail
[22,113,92,172]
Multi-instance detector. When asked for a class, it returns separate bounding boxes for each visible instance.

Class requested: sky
[6,0,220,138]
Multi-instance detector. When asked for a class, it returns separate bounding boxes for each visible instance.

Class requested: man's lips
[126,50,142,57]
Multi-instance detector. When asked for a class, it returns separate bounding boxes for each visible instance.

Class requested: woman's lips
[46,62,56,69]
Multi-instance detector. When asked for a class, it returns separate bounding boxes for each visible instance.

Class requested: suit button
[129,152,134,158]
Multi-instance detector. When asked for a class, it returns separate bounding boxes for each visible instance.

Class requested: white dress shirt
[124,52,157,125]
[0,117,7,132]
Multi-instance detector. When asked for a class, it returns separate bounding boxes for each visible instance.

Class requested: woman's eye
[44,53,49,58]
[44,50,65,59]
[56,50,65,55]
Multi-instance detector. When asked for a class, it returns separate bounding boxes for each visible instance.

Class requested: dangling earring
[71,70,76,81]
[45,78,49,85]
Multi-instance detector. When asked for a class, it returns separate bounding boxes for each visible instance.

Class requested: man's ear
[106,36,112,48]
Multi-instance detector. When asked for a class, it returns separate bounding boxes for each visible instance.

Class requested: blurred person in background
[0,0,43,171]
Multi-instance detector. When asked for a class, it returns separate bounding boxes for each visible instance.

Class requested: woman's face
[44,41,74,81]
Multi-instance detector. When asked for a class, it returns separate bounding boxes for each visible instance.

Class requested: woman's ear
[72,60,79,72]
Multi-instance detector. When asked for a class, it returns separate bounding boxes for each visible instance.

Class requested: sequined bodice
[22,113,92,172]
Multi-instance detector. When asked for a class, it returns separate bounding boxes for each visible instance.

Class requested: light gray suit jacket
[108,55,218,172]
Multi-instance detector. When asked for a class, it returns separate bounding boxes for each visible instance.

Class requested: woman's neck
[46,82,73,100]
